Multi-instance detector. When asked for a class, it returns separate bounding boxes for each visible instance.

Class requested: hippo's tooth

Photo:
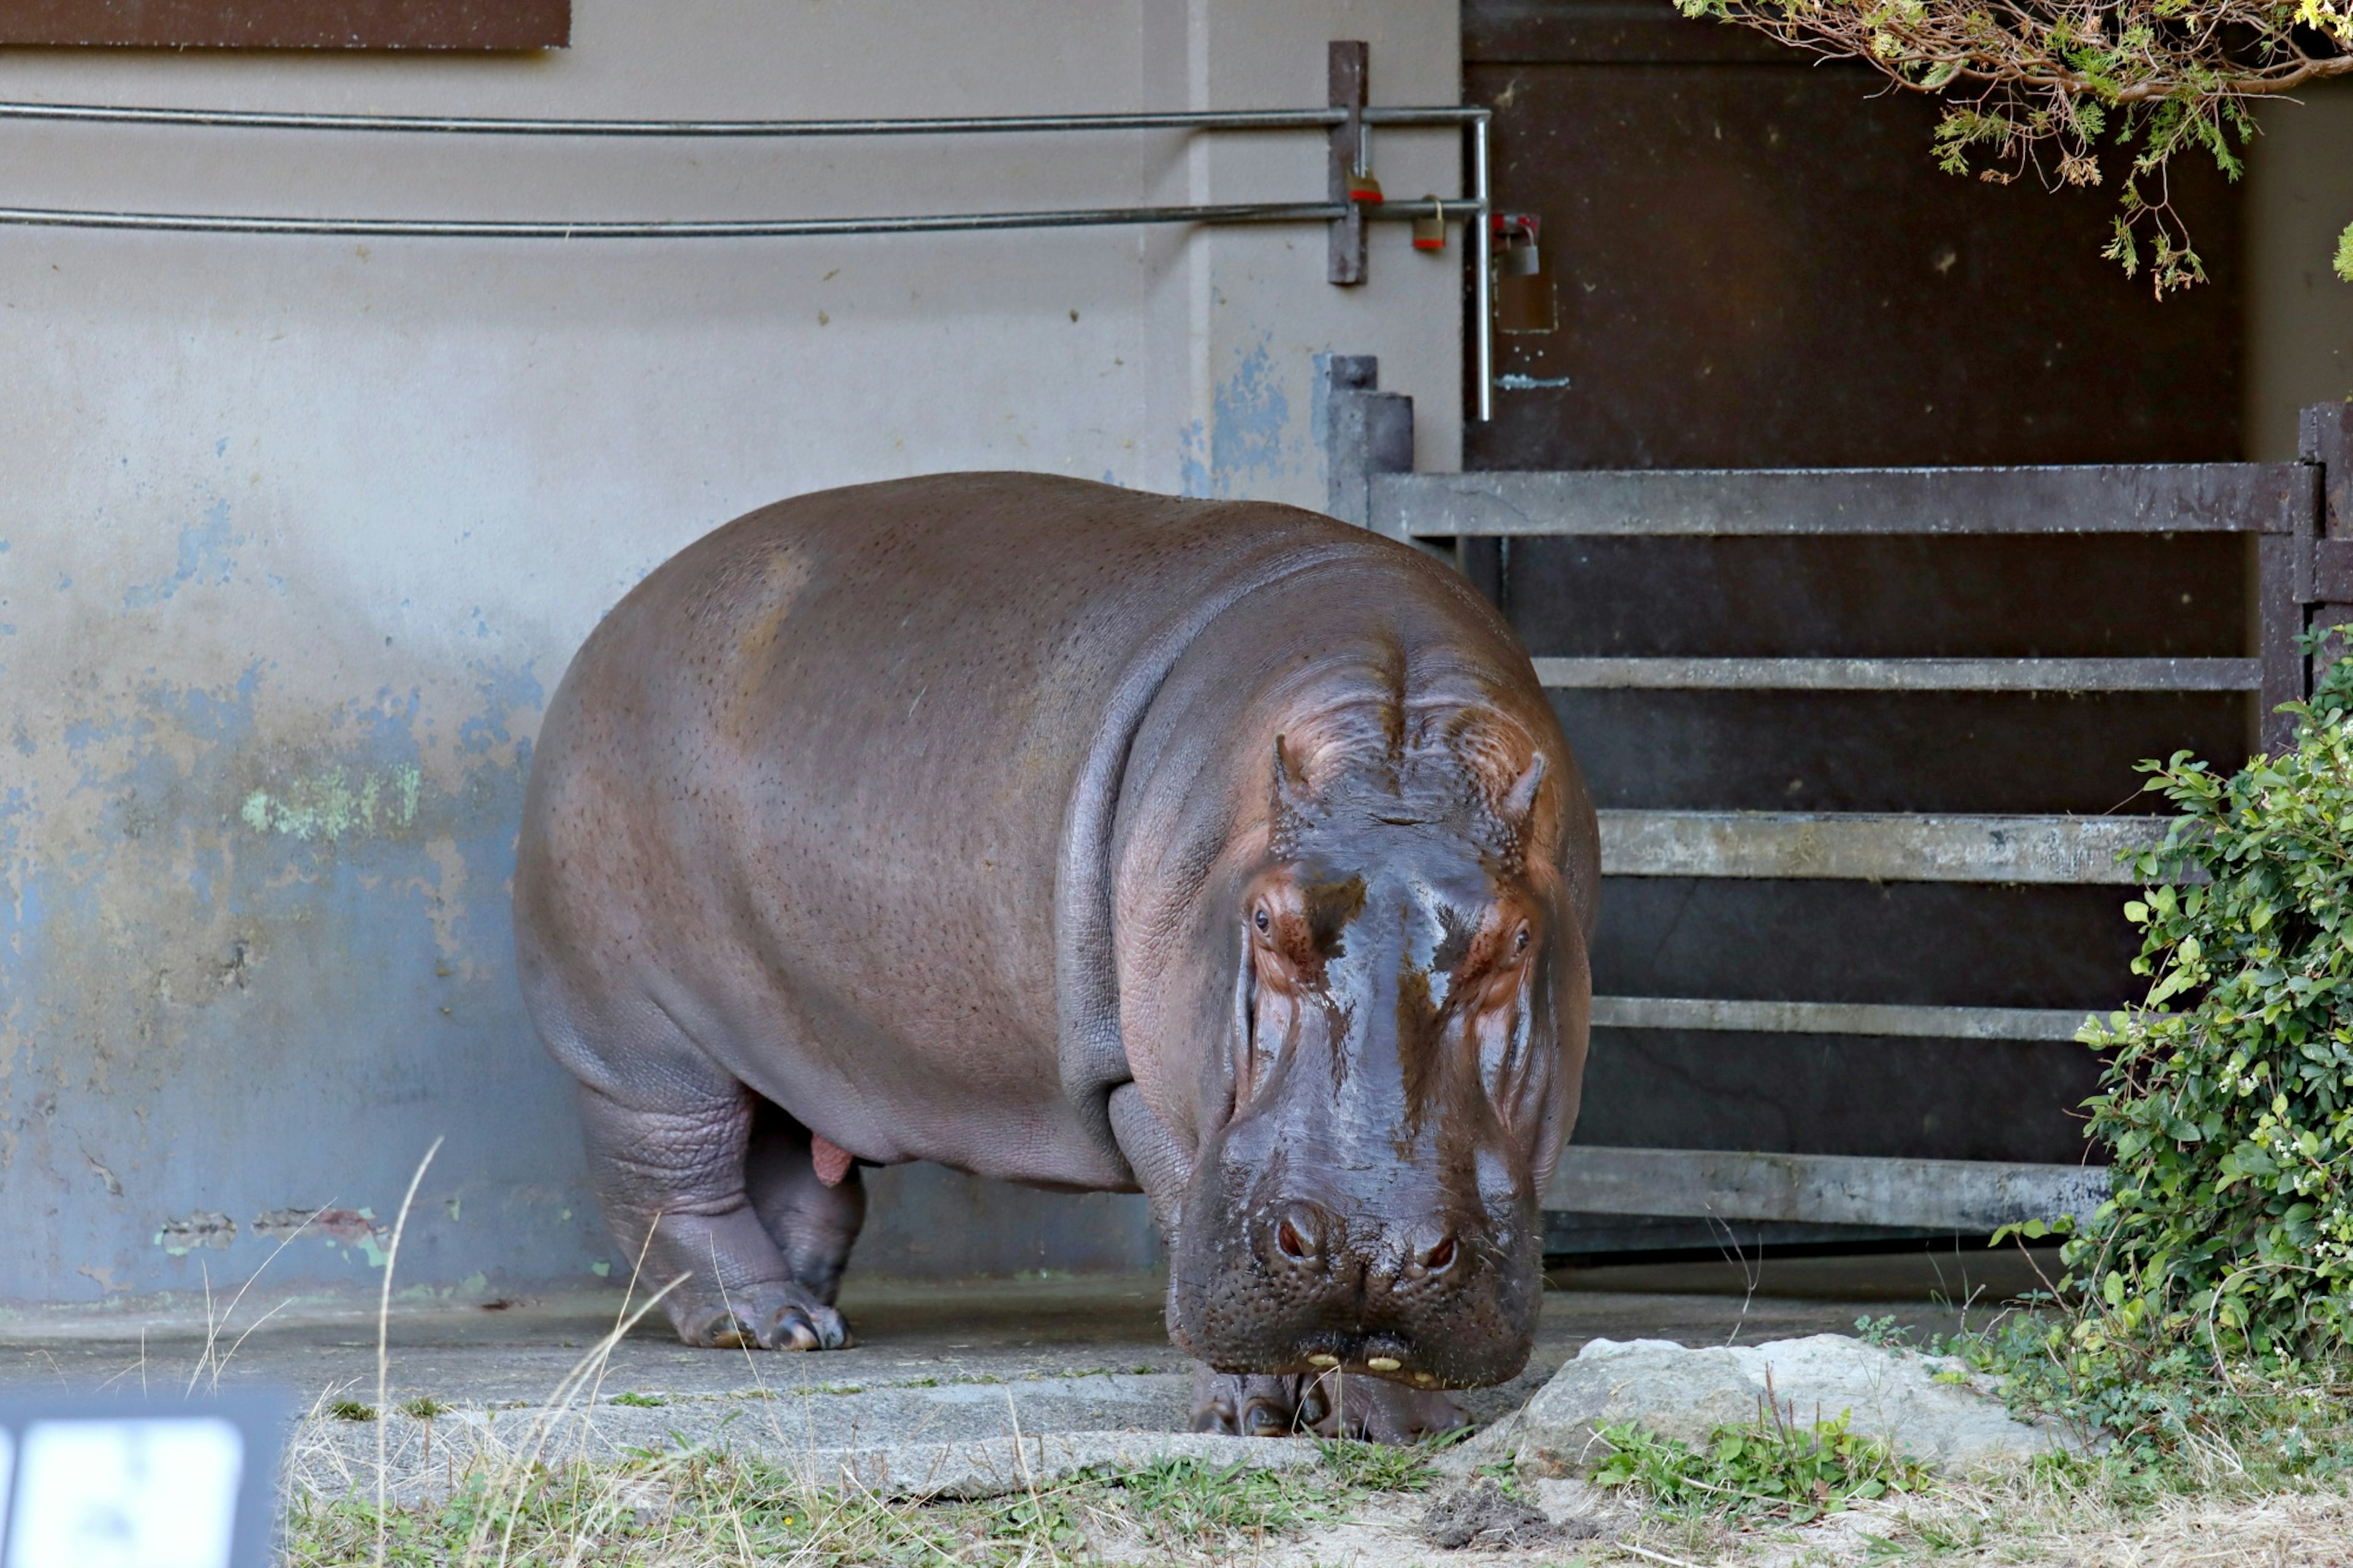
[1366,1355,1401,1371]
[1308,1354,1339,1368]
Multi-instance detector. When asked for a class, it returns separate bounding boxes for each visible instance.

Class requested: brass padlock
[1347,166,1384,204]
[1412,197,1447,252]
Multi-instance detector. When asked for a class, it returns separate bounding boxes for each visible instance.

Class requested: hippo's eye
[1513,924,1531,954]
[1254,908,1271,934]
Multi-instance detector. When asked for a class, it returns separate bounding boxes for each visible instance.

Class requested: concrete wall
[2246,83,2353,461]
[0,0,1463,1312]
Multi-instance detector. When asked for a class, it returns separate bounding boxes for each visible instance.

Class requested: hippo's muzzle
[1167,1150,1544,1390]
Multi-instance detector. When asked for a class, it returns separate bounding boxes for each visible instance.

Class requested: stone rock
[1504,1333,2064,1476]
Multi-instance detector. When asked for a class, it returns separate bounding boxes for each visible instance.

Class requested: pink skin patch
[811,1134,854,1188]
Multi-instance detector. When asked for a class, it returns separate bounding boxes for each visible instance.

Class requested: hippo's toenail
[1366,1355,1401,1371]
[1309,1353,1339,1367]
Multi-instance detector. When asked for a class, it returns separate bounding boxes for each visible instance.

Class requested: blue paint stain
[213,438,228,458]
[1208,336,1292,498]
[1176,419,1210,500]
[1178,338,1298,502]
[121,501,244,610]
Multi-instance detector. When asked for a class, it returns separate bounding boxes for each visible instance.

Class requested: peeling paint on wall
[1177,336,1308,501]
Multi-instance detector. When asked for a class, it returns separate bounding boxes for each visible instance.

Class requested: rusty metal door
[1325,362,2349,1248]
[1305,0,2352,1252]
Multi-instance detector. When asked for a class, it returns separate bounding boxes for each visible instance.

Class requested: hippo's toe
[1189,1369,1325,1438]
[676,1287,854,1352]
[1188,1365,1471,1444]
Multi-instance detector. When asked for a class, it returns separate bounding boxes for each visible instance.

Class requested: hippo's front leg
[573,1076,852,1352]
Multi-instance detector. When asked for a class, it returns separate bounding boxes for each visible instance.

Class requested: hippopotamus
[514,472,1597,1439]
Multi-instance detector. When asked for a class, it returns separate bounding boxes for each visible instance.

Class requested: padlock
[1347,166,1384,204]
[1412,197,1447,251]
[1499,233,1541,276]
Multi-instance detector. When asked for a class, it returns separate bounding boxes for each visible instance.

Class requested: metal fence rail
[1590,996,2098,1042]
[1372,463,2316,537]
[1535,656,2260,691]
[1545,1148,2110,1231]
[0,46,1498,413]
[1597,810,2178,884]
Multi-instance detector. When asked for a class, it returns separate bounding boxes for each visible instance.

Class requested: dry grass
[282,1440,1408,1567]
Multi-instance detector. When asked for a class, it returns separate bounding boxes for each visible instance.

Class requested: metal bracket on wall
[0,44,1498,419]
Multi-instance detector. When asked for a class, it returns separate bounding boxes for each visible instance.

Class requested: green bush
[2071,635,2353,1357]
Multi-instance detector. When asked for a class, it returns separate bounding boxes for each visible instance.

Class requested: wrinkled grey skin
[515,473,1599,1441]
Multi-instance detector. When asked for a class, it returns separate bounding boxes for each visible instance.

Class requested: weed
[1592,1404,1928,1524]
[1854,1313,1908,1349]
[396,1396,447,1420]
[608,1391,666,1408]
[1317,1436,1437,1492]
[328,1398,377,1423]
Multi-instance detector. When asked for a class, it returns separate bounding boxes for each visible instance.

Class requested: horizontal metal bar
[1374,465,2313,537]
[1544,1146,2110,1230]
[1599,809,2178,884]
[0,100,1481,137]
[1591,994,2095,1040]
[1536,656,2260,692]
[0,197,1479,242]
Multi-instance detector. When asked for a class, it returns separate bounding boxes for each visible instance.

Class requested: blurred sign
[0,1395,286,1568]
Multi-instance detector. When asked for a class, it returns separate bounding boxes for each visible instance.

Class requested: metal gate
[1327,357,2353,1239]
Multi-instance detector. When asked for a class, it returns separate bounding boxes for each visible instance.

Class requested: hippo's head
[1165,729,1583,1392]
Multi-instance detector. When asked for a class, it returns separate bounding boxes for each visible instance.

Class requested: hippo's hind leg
[744,1097,865,1330]
[569,1050,851,1353]
[1189,1367,1468,1444]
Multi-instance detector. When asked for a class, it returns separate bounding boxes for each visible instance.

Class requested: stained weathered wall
[2247,82,2353,461]
[0,0,1463,1311]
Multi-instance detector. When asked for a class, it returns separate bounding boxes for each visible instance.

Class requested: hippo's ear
[1271,735,1314,833]
[1500,751,1546,828]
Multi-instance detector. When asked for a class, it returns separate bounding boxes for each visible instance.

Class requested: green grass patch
[1592,1407,1929,1524]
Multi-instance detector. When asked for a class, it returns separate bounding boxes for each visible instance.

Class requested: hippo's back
[515,473,1387,1186]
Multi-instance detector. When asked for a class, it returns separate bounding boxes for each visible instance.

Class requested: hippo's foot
[672,1281,854,1351]
[1188,1366,1469,1444]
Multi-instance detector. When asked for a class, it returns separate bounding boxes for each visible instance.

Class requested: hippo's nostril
[1273,1203,1327,1265]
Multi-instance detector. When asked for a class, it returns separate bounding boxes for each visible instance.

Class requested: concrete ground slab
[0,1255,2024,1422]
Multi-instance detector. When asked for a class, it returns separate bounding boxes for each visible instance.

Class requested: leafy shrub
[2071,637,2353,1358]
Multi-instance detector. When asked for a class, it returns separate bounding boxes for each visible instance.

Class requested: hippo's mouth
[1290,1333,1441,1384]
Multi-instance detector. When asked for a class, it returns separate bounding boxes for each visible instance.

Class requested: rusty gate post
[2303,402,2353,694]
